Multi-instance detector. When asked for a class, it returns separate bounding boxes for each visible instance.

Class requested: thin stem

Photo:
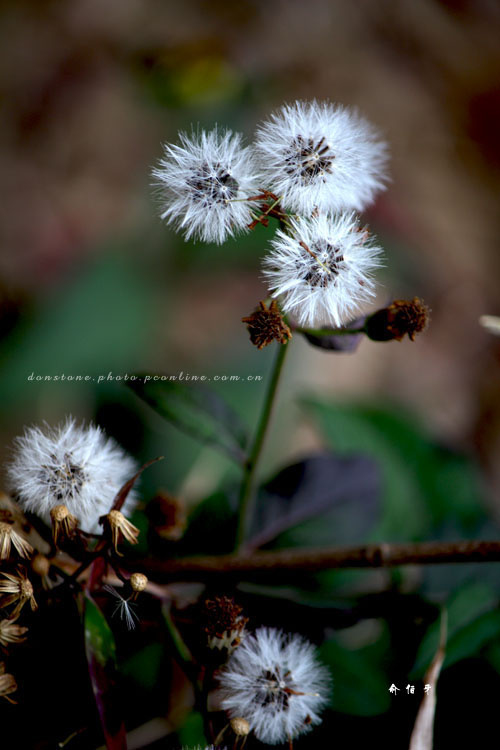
[61,539,108,588]
[235,342,290,550]
[162,602,196,674]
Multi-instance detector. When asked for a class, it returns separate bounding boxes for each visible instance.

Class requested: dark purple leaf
[302,317,366,352]
[246,453,381,550]
[84,595,127,750]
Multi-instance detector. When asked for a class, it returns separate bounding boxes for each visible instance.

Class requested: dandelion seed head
[153,129,259,244]
[263,212,383,328]
[255,100,388,215]
[6,418,138,533]
[217,627,330,745]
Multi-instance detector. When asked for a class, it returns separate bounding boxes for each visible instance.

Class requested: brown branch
[128,540,500,582]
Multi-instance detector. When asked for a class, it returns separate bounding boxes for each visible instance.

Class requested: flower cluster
[0,418,151,705]
[154,100,389,328]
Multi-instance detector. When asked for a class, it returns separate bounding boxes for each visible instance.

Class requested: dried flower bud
[0,663,17,703]
[0,618,28,647]
[242,300,292,349]
[148,491,186,541]
[0,571,37,620]
[50,504,78,546]
[365,297,430,342]
[102,510,140,554]
[0,521,33,560]
[230,717,250,737]
[130,573,148,593]
[31,554,50,578]
[203,595,248,653]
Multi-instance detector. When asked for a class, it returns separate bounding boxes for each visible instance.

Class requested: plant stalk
[235,341,290,550]
[130,540,500,581]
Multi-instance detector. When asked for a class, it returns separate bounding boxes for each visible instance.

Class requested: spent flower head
[0,521,33,560]
[0,570,37,620]
[6,418,138,534]
[0,663,17,703]
[0,618,28,647]
[102,509,140,554]
[217,627,330,745]
[365,297,430,342]
[263,212,383,328]
[50,504,79,546]
[242,300,292,349]
[153,129,259,244]
[255,100,388,215]
[203,595,248,653]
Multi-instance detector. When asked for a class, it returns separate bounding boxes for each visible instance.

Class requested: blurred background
[1,0,500,747]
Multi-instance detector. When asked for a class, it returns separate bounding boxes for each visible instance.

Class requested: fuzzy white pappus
[104,585,138,630]
[152,129,259,244]
[6,418,138,533]
[255,100,388,215]
[216,627,330,745]
[263,212,383,328]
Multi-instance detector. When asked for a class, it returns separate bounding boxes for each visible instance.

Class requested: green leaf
[122,643,164,690]
[302,399,486,541]
[128,377,248,463]
[411,583,498,677]
[319,623,391,716]
[177,711,206,748]
[84,595,127,750]
[302,399,427,539]
[0,252,156,409]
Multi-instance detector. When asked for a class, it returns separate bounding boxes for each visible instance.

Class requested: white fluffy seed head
[6,418,138,533]
[152,128,259,244]
[255,100,388,215]
[263,212,383,328]
[217,627,330,745]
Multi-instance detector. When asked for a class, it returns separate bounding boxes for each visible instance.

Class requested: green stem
[235,341,290,550]
[295,326,366,337]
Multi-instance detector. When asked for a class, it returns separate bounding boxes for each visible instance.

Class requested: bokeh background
[1,0,500,748]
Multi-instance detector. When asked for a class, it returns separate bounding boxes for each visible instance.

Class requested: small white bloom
[6,418,137,533]
[217,627,330,745]
[255,100,388,215]
[263,212,383,327]
[103,585,138,630]
[153,129,259,244]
